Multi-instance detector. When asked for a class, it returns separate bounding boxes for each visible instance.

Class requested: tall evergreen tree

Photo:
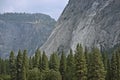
[22,49,29,80]
[28,68,41,80]
[106,58,111,80]
[45,69,62,80]
[39,51,42,71]
[5,59,10,75]
[0,58,1,74]
[9,51,16,80]
[66,49,76,80]
[111,52,117,80]
[59,51,66,80]
[38,49,42,80]
[32,56,35,69]
[49,52,59,71]
[102,52,109,70]
[102,52,109,80]
[84,47,89,66]
[116,48,120,79]
[29,56,33,70]
[16,50,23,80]
[41,51,49,71]
[88,48,106,80]
[0,58,6,75]
[34,49,41,68]
[0,59,6,74]
[74,44,87,80]
[111,48,120,80]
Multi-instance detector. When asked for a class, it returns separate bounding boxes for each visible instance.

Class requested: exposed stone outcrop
[0,13,56,57]
[41,0,120,56]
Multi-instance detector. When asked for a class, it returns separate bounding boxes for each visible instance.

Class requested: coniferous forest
[0,44,120,80]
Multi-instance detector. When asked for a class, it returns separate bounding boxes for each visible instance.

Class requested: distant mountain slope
[41,0,120,56]
[0,13,56,57]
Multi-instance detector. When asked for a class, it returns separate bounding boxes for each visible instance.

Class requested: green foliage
[0,58,9,75]
[110,48,120,80]
[74,44,87,80]
[116,48,120,79]
[49,52,59,71]
[0,59,6,74]
[1,44,120,80]
[9,51,16,80]
[29,56,33,70]
[111,52,117,80]
[66,49,76,80]
[59,51,66,80]
[34,49,41,68]
[102,52,110,80]
[41,51,49,71]
[28,68,42,80]
[39,50,42,71]
[88,48,106,80]
[106,58,111,80]
[22,50,29,80]
[0,75,10,80]
[43,69,61,80]
[16,50,23,80]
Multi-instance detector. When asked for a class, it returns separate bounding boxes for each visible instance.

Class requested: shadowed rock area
[0,13,56,57]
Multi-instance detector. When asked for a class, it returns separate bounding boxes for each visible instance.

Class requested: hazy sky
[0,0,69,20]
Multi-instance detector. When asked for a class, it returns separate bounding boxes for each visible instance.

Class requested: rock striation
[41,0,120,56]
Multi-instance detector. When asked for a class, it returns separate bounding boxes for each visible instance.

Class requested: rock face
[41,0,120,56]
[0,13,56,57]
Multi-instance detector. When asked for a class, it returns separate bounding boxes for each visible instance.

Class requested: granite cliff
[0,13,56,57]
[41,0,120,55]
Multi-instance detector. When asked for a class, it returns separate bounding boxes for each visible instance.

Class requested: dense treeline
[0,44,120,80]
[0,13,51,23]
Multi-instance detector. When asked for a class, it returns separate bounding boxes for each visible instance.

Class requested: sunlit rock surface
[41,0,120,56]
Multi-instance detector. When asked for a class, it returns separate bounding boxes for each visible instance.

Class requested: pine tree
[111,52,117,80]
[9,51,16,80]
[59,51,66,80]
[102,52,109,70]
[28,68,41,80]
[38,50,42,71]
[84,47,89,66]
[38,50,42,80]
[74,44,87,80]
[111,48,120,80]
[102,52,109,80]
[88,48,106,80]
[106,58,111,80]
[116,48,120,79]
[0,59,5,74]
[5,59,10,75]
[84,47,89,79]
[34,49,41,68]
[41,51,49,71]
[45,69,62,80]
[49,52,59,71]
[16,50,23,80]
[22,49,29,80]
[0,59,6,74]
[66,49,75,80]
[3,60,7,74]
[0,58,1,74]
[29,56,33,70]
[32,56,35,69]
